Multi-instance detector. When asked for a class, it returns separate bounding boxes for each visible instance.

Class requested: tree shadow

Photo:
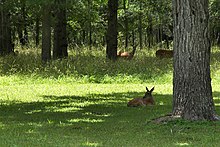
[1,90,219,128]
[1,91,219,146]
[0,91,173,128]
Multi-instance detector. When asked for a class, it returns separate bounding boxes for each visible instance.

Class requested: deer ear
[146,87,149,92]
[150,87,154,92]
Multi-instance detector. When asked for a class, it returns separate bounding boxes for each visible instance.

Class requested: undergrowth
[0,47,173,84]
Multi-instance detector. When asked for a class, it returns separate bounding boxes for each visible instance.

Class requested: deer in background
[127,86,155,107]
[156,49,173,58]
[117,45,137,60]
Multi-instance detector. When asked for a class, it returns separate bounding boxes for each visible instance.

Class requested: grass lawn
[0,47,220,146]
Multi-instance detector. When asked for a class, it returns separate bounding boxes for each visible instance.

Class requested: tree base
[150,113,180,124]
[149,113,220,124]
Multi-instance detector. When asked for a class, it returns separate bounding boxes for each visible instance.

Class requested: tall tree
[123,0,129,49]
[53,0,68,59]
[0,0,13,55]
[172,0,217,120]
[42,3,51,62]
[106,0,118,60]
[138,0,143,50]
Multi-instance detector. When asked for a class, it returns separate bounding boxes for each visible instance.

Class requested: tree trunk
[53,0,68,59]
[172,0,216,120]
[123,0,128,49]
[0,1,13,55]
[132,30,135,47]
[217,32,220,46]
[147,15,153,48]
[138,1,143,50]
[35,15,40,47]
[106,0,118,60]
[88,0,92,50]
[22,0,28,45]
[42,4,51,62]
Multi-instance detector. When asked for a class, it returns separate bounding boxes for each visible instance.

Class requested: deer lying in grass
[117,45,137,60]
[127,87,155,107]
[156,49,173,58]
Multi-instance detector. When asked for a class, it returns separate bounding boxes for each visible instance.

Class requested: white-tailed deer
[117,45,137,60]
[156,49,173,58]
[127,87,155,107]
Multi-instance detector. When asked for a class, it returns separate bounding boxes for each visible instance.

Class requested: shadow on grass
[1,91,220,146]
[1,90,219,126]
[0,92,172,127]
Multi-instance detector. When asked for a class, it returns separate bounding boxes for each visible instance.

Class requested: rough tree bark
[106,0,118,60]
[172,0,217,120]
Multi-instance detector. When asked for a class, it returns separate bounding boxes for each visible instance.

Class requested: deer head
[143,87,154,99]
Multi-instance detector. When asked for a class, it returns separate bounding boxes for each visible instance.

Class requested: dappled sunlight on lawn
[68,118,104,123]
[175,142,190,146]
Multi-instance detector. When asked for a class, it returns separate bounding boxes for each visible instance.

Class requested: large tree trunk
[106,0,118,60]
[53,0,68,59]
[0,1,13,55]
[41,4,51,62]
[172,0,216,120]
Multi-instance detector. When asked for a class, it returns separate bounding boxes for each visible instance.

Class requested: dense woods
[0,0,219,57]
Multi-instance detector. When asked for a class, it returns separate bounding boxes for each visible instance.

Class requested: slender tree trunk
[42,4,51,62]
[172,0,216,120]
[138,1,143,50]
[217,32,220,46]
[106,0,118,60]
[147,15,153,48]
[0,1,13,55]
[88,0,92,50]
[132,30,135,47]
[123,0,128,49]
[82,30,86,45]
[17,15,23,45]
[35,15,40,47]
[53,0,68,59]
[21,0,28,46]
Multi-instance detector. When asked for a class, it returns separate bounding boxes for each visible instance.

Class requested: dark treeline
[0,0,220,60]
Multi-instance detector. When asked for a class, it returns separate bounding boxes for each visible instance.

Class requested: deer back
[127,98,146,107]
[117,46,136,60]
[156,49,173,58]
